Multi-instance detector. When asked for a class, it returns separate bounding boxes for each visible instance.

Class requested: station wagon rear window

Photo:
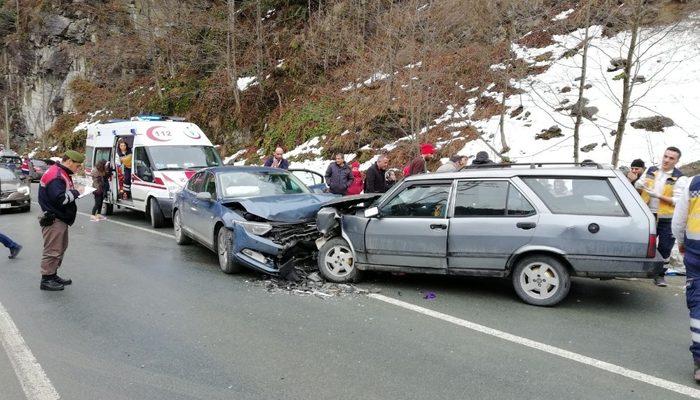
[522,177,626,216]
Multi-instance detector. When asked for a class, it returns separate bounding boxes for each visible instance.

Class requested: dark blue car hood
[222,193,338,223]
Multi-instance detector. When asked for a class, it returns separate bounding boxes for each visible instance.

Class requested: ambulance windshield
[148,146,222,171]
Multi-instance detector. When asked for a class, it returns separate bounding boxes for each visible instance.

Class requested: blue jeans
[0,233,19,249]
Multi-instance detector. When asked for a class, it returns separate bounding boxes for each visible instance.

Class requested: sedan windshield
[218,171,310,198]
[148,146,222,170]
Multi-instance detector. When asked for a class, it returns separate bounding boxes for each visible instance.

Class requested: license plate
[315,237,327,250]
[0,204,10,209]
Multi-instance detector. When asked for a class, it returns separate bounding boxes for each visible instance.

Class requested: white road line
[368,293,700,399]
[31,202,174,239]
[0,301,60,400]
[75,210,175,239]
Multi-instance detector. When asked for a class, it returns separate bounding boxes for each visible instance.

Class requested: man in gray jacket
[436,155,468,173]
[325,153,354,195]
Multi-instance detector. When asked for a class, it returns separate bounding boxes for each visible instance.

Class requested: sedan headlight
[17,186,30,195]
[238,221,272,236]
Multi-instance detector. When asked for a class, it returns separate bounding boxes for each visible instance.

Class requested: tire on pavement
[173,209,191,245]
[318,237,361,283]
[149,198,166,228]
[217,227,242,274]
[104,202,114,215]
[512,254,570,307]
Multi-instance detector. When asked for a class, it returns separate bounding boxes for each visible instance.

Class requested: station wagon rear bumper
[566,254,665,278]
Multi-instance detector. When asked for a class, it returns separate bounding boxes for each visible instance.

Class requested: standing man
[672,173,700,381]
[38,150,84,291]
[436,154,468,173]
[364,155,389,193]
[325,153,353,195]
[637,146,687,287]
[264,147,289,170]
[405,143,435,177]
[0,232,21,259]
[469,151,495,167]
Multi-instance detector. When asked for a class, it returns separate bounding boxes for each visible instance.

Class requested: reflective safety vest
[685,176,700,266]
[640,166,683,219]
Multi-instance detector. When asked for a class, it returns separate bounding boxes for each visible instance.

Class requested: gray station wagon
[315,163,664,306]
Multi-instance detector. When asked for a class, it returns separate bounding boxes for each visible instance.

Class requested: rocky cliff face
[20,11,92,138]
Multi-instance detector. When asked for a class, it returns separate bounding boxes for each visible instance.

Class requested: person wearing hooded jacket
[469,151,495,167]
[346,161,364,195]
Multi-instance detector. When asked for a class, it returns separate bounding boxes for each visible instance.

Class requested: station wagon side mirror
[364,206,380,218]
[196,192,212,201]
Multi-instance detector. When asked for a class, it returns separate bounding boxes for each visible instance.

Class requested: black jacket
[364,163,387,193]
[38,164,80,225]
[325,162,353,195]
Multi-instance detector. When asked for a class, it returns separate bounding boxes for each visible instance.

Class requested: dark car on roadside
[173,166,337,276]
[0,150,21,173]
[29,159,49,181]
[0,167,31,212]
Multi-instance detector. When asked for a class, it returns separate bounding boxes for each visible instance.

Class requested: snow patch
[237,76,259,91]
[552,9,574,22]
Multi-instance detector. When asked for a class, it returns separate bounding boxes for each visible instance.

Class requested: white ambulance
[84,115,222,228]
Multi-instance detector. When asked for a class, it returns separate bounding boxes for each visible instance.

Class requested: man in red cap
[405,143,435,177]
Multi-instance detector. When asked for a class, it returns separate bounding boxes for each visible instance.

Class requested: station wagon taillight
[647,234,657,258]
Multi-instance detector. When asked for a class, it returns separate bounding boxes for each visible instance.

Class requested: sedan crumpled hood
[223,193,338,223]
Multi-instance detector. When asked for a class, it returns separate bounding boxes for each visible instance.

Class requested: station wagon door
[519,176,648,260]
[364,182,452,270]
[447,180,539,271]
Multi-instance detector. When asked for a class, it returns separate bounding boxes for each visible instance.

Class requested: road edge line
[368,293,700,399]
[0,300,60,400]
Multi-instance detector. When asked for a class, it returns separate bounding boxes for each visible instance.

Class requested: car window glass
[454,181,508,216]
[292,170,321,186]
[507,185,536,216]
[522,177,625,216]
[188,172,207,192]
[380,184,450,218]
[84,146,94,168]
[134,147,155,182]
[204,173,217,198]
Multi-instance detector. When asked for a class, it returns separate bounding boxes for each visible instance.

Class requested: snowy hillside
[241,11,700,174]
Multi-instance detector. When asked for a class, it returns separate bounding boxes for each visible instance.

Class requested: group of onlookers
[263,144,499,197]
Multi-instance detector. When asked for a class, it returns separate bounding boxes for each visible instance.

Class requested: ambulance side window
[134,147,154,182]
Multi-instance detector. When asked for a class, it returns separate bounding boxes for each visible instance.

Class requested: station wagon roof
[408,165,620,181]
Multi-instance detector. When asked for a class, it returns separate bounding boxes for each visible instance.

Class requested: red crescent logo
[146,126,172,142]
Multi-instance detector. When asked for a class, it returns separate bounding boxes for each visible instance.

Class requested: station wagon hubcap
[519,262,559,300]
[324,245,353,277]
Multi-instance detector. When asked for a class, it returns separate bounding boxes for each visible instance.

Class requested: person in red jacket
[405,143,435,177]
[346,161,364,195]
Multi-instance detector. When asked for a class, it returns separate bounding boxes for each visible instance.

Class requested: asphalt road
[0,185,698,399]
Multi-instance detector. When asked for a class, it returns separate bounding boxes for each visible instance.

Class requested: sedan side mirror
[364,206,380,218]
[196,192,212,201]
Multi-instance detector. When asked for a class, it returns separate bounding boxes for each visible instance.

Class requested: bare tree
[226,0,241,113]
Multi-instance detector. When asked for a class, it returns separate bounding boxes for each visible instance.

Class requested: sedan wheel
[318,237,361,283]
[173,210,191,245]
[217,228,241,274]
[512,255,570,307]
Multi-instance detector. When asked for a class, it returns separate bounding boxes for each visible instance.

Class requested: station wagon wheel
[217,228,242,274]
[173,210,191,245]
[512,255,570,307]
[318,237,361,283]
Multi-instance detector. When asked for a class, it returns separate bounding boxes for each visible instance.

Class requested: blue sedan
[173,166,337,277]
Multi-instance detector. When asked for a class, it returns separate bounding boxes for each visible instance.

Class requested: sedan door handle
[516,222,537,230]
[430,223,447,230]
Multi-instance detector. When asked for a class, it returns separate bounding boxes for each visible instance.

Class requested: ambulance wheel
[217,228,242,274]
[104,203,114,216]
[148,198,165,228]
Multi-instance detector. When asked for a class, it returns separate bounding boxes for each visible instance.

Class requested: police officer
[672,174,700,381]
[38,150,84,291]
[636,146,687,287]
